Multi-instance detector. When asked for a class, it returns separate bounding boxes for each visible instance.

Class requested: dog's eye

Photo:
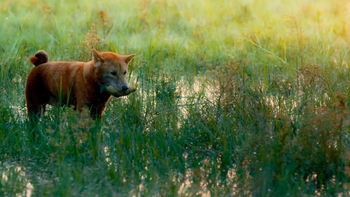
[124,71,127,75]
[111,71,117,76]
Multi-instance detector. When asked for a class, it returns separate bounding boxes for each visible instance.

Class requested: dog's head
[92,49,135,97]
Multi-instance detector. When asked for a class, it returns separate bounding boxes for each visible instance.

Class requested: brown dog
[25,49,136,120]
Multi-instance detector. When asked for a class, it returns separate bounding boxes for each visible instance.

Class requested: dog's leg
[26,101,42,143]
[27,102,42,122]
[89,106,100,120]
[42,104,46,114]
[89,103,108,120]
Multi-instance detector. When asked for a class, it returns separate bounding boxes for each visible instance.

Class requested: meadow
[1,0,350,196]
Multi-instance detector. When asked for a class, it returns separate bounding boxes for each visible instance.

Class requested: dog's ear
[124,54,136,64]
[92,49,103,67]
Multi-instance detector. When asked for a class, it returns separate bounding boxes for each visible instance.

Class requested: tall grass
[1,0,350,196]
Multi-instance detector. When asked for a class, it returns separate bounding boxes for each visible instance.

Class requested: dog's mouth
[98,83,136,97]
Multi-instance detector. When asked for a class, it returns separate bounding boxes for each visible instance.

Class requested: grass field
[1,0,350,196]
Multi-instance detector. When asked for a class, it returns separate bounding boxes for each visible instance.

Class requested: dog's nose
[122,85,129,92]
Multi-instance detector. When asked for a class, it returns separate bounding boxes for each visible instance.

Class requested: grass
[1,0,350,196]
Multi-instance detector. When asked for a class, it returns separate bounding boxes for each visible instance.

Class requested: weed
[78,24,103,61]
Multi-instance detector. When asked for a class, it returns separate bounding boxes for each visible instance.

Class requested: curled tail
[29,50,49,66]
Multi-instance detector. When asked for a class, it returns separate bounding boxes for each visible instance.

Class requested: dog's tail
[29,50,49,66]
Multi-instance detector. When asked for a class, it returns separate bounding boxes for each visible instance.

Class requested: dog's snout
[122,85,129,92]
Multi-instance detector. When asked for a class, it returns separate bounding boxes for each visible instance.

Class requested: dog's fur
[25,49,135,120]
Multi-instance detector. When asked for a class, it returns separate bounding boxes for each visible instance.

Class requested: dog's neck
[83,61,97,84]
[83,61,110,98]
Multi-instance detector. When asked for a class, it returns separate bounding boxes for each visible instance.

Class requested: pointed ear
[124,54,136,64]
[92,49,103,67]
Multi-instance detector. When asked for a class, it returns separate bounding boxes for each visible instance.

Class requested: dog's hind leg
[27,102,42,122]
[26,101,43,142]
[42,104,46,114]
